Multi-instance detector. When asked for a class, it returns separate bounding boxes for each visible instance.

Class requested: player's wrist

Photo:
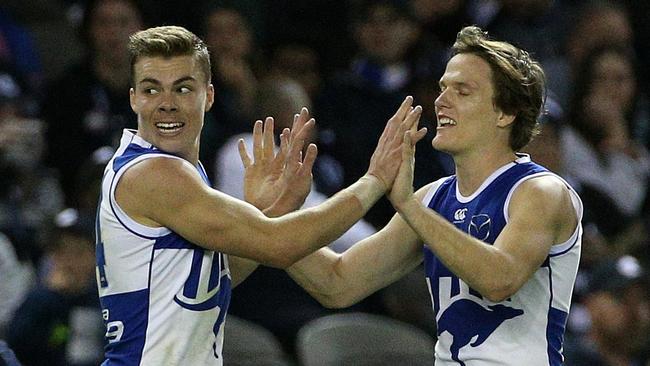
[348,174,386,211]
[395,196,421,216]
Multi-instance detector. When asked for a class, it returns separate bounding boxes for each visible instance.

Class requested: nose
[434,89,450,110]
[158,92,178,112]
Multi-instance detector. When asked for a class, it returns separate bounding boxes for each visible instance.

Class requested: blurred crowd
[0,0,649,365]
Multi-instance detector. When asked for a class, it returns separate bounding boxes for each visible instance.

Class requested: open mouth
[155,122,185,134]
[437,117,457,128]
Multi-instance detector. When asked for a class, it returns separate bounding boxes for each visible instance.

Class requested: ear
[129,88,137,113]
[205,84,215,112]
[496,110,516,128]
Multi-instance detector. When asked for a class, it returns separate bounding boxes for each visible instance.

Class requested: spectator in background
[0,340,22,366]
[0,232,35,339]
[215,76,376,352]
[41,0,143,207]
[201,5,260,176]
[482,0,569,67]
[545,0,634,106]
[561,44,650,255]
[0,7,43,102]
[0,66,64,267]
[407,0,470,46]
[7,208,104,366]
[316,0,445,227]
[268,43,322,101]
[564,255,650,366]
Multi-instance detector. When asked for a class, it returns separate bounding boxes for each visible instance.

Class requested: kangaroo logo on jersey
[174,249,230,311]
[468,214,491,240]
[438,299,523,365]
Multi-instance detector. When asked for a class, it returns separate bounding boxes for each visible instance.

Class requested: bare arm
[389,133,579,302]
[286,184,435,309]
[117,97,422,269]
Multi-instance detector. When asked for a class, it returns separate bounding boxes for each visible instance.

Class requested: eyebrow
[138,76,197,85]
[439,80,478,90]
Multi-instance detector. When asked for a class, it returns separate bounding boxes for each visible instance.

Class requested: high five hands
[238,96,427,215]
[239,108,317,215]
[368,96,427,193]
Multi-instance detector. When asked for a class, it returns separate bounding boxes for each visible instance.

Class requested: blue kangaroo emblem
[438,299,524,365]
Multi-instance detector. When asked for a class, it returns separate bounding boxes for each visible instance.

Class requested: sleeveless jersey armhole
[503,172,584,254]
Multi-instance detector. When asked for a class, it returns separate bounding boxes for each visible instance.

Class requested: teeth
[438,117,456,126]
[156,122,184,130]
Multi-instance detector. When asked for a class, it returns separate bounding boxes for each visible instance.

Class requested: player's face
[433,53,512,156]
[130,55,214,162]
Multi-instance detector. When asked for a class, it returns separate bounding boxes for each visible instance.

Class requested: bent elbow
[481,281,518,303]
[261,252,295,269]
[483,290,514,303]
[316,293,356,309]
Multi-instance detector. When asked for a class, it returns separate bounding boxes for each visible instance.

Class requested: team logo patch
[468,214,491,240]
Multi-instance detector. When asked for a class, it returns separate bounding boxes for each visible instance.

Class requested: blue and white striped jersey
[96,129,231,365]
[422,154,582,365]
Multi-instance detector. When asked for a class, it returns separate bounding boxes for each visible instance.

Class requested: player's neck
[453,148,518,196]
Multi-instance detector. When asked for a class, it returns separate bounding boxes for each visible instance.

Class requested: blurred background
[0,0,649,365]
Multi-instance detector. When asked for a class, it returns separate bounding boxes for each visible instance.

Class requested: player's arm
[388,130,579,302]
[117,97,422,269]
[395,176,578,302]
[286,183,433,308]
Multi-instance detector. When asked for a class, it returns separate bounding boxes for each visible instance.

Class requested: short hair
[128,25,211,86]
[451,26,546,151]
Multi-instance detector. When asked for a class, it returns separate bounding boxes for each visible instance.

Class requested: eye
[178,86,192,94]
[143,88,159,95]
[457,87,471,96]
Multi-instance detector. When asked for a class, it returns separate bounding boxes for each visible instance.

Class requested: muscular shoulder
[509,174,579,241]
[116,156,208,225]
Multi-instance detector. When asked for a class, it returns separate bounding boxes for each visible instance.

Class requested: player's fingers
[391,95,414,122]
[252,120,263,162]
[412,127,428,144]
[294,118,315,143]
[291,107,310,141]
[263,117,275,159]
[238,138,252,168]
[279,128,290,156]
[300,143,318,174]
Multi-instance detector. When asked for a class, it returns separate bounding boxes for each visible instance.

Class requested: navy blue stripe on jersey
[153,233,198,250]
[546,259,567,366]
[546,307,568,366]
[100,288,149,365]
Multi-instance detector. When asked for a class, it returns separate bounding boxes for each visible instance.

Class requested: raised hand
[388,121,428,209]
[239,108,318,215]
[366,96,425,191]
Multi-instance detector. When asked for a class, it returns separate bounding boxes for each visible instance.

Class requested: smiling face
[130,55,214,162]
[433,53,514,156]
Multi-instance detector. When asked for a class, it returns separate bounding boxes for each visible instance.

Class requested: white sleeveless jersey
[422,154,582,365]
[96,129,231,366]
